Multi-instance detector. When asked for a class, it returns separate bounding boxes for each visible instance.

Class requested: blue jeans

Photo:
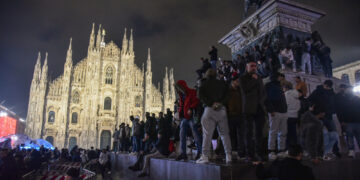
[132,136,141,152]
[210,60,217,69]
[323,130,338,155]
[345,123,360,150]
[180,118,202,155]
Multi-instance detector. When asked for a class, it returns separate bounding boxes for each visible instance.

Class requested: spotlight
[354,85,360,93]
[0,111,8,117]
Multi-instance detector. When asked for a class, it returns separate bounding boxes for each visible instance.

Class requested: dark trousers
[244,113,265,158]
[228,115,246,157]
[287,118,298,147]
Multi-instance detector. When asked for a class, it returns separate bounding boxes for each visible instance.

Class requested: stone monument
[219,0,343,92]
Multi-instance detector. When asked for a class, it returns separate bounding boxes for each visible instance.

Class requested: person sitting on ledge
[255,144,315,180]
[137,111,172,177]
[278,46,296,72]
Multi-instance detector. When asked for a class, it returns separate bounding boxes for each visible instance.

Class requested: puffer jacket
[177,80,199,120]
[285,89,300,118]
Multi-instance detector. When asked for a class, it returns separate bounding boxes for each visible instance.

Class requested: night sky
[0,0,360,118]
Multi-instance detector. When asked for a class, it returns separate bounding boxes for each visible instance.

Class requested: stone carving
[244,0,264,18]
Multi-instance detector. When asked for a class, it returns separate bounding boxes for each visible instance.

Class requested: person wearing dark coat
[196,58,212,79]
[0,149,20,180]
[197,69,232,164]
[137,111,172,177]
[265,73,288,160]
[335,84,360,158]
[143,112,157,153]
[300,104,325,162]
[239,60,267,161]
[308,80,339,158]
[226,75,246,158]
[208,46,218,69]
[255,144,315,180]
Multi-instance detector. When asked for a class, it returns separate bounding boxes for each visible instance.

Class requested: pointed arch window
[72,92,80,104]
[341,74,350,84]
[104,97,112,110]
[355,70,360,84]
[48,111,55,123]
[135,96,141,107]
[105,67,113,84]
[71,112,78,124]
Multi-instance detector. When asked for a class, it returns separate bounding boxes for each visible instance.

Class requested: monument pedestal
[219,0,328,76]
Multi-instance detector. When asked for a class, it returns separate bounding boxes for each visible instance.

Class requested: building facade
[333,60,360,86]
[25,24,176,149]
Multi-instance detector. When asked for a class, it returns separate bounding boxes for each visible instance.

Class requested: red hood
[176,80,191,93]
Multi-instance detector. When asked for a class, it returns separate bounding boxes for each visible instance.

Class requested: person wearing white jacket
[284,83,301,147]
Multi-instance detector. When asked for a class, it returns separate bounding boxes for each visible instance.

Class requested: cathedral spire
[65,38,72,65]
[122,28,128,54]
[146,48,151,72]
[32,52,42,82]
[169,68,176,101]
[128,28,134,54]
[88,23,95,51]
[41,52,48,82]
[96,24,102,49]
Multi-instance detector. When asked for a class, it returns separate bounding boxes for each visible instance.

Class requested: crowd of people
[1,34,358,180]
[197,31,334,82]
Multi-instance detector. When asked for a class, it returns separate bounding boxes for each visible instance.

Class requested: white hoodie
[285,89,300,118]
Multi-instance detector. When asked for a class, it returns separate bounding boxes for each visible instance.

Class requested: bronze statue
[244,0,264,18]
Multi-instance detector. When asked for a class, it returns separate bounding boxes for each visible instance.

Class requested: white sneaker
[323,153,336,161]
[277,151,288,158]
[268,152,277,161]
[348,150,355,158]
[196,155,209,164]
[226,153,232,164]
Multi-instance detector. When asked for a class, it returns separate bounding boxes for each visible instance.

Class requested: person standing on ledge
[208,46,218,69]
[240,60,267,162]
[175,80,202,161]
[197,69,232,164]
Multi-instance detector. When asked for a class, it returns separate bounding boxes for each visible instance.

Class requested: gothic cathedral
[25,23,176,149]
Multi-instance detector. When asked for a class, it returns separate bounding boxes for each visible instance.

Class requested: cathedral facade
[25,23,176,149]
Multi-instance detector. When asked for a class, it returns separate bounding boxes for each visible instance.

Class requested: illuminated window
[341,74,350,84]
[48,111,55,123]
[105,67,113,84]
[355,70,360,84]
[71,112,78,124]
[104,97,112,110]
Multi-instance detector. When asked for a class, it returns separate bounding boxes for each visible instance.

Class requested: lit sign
[0,116,17,137]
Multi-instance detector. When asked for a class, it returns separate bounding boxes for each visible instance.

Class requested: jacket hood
[176,80,190,91]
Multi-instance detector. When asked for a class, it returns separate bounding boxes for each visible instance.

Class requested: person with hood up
[175,80,202,161]
[197,69,232,164]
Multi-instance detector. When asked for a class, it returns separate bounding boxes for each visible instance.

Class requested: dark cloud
[0,0,360,117]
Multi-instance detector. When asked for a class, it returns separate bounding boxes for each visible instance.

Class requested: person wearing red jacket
[175,80,202,161]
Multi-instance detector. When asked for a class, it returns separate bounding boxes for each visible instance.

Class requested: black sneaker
[175,154,188,161]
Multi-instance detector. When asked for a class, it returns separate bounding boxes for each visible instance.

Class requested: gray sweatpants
[268,112,288,151]
[201,107,232,157]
